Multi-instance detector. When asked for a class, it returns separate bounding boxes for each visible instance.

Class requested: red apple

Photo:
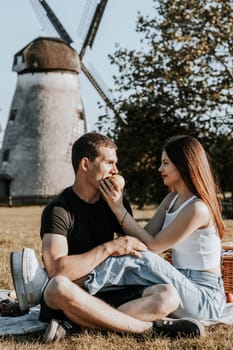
[226,292,233,303]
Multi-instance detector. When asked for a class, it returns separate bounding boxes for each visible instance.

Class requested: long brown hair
[163,135,226,238]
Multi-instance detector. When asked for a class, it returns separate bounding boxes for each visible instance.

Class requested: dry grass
[0,206,233,349]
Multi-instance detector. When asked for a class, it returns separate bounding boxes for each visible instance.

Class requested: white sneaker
[10,251,29,312]
[44,319,70,343]
[22,247,49,307]
[44,318,80,343]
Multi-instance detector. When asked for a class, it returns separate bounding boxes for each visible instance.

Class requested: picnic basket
[221,242,233,293]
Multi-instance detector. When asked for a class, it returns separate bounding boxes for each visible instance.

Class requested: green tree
[97,0,233,206]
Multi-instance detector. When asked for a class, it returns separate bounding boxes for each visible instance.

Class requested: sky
[0,0,154,143]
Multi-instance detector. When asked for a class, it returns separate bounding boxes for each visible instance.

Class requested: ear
[80,157,90,172]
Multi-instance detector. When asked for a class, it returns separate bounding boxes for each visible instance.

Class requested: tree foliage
[97,0,233,206]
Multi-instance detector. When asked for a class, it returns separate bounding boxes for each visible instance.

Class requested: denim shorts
[85,251,226,321]
[171,268,226,320]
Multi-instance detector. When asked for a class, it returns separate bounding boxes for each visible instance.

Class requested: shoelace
[62,321,74,331]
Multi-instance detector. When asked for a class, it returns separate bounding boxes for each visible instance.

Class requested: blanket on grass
[0,289,233,335]
[0,290,47,335]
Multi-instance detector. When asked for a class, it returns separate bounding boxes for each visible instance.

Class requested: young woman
[85,135,226,321]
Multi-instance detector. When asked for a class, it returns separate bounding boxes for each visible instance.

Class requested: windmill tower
[0,0,114,205]
[0,37,84,205]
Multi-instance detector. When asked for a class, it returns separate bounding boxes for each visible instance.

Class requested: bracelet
[120,210,128,227]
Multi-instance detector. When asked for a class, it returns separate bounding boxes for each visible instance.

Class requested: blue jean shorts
[171,268,226,320]
[85,251,226,321]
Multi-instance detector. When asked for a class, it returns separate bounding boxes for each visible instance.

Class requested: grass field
[0,205,233,349]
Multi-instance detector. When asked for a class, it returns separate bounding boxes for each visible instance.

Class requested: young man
[12,132,204,342]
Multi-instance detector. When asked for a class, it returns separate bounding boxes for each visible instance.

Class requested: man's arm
[42,233,148,282]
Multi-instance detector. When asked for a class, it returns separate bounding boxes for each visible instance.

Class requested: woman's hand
[99,178,124,212]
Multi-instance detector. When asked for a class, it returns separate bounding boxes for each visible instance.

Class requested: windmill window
[76,108,84,120]
[9,109,17,121]
[3,150,10,162]
[13,55,24,72]
[14,55,23,66]
[79,111,84,120]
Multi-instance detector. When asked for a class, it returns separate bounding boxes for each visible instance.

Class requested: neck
[72,181,100,204]
[174,184,193,201]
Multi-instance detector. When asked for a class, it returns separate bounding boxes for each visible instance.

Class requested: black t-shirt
[40,187,132,255]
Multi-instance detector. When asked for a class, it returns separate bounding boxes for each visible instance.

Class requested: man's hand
[105,236,148,259]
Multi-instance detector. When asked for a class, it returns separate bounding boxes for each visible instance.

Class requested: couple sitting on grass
[11,132,226,343]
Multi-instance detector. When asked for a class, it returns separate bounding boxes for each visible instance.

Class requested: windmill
[30,0,120,118]
[0,0,116,205]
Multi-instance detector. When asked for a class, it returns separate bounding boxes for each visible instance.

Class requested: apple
[111,174,125,190]
[226,292,233,303]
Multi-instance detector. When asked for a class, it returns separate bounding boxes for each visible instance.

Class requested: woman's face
[159,150,182,188]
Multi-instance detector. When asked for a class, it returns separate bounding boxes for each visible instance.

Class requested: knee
[44,275,73,307]
[157,284,180,314]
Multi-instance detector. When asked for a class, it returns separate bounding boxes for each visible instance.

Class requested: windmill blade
[81,62,123,121]
[77,0,108,59]
[85,61,112,101]
[29,0,125,122]
[82,62,126,124]
[77,0,98,52]
[30,0,59,37]
[30,0,73,44]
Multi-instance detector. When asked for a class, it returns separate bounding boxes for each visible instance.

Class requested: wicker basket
[221,256,233,293]
[163,249,233,294]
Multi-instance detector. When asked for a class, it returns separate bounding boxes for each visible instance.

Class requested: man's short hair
[71,132,117,173]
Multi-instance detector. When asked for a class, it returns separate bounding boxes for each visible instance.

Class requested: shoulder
[183,198,210,226]
[42,192,71,218]
[44,187,73,212]
[42,203,70,220]
[191,199,209,214]
[41,188,74,232]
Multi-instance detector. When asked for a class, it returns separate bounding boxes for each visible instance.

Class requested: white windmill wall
[0,37,86,205]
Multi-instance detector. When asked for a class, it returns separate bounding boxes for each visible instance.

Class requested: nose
[111,163,118,174]
[158,164,162,172]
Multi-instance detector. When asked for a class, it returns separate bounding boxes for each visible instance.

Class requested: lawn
[0,205,233,349]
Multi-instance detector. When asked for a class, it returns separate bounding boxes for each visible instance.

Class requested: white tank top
[162,194,221,270]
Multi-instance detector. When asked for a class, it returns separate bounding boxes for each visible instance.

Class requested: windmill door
[0,176,11,204]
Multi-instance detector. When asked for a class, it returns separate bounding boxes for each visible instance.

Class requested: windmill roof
[13,37,81,74]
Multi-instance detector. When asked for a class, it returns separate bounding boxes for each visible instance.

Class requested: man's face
[86,146,118,187]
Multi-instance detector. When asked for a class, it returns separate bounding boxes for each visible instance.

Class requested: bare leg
[44,275,153,333]
[118,284,180,321]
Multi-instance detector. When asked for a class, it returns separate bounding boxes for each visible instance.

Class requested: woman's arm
[145,201,210,252]
[144,191,176,236]
[99,179,210,253]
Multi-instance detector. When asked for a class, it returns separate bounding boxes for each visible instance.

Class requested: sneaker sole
[10,251,29,312]
[44,318,59,343]
[181,317,205,337]
[22,247,48,306]
[153,317,205,338]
